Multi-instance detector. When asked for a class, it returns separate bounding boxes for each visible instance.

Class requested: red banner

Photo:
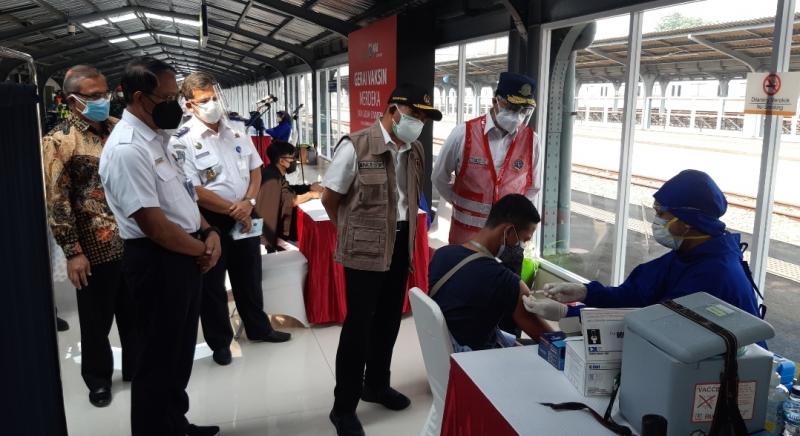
[348,15,397,132]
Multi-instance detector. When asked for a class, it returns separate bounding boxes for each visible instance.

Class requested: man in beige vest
[322,84,441,436]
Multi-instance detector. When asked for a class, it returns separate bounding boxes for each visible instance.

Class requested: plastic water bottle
[765,369,789,435]
[784,385,800,436]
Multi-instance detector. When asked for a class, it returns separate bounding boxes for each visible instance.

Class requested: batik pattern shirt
[43,114,123,265]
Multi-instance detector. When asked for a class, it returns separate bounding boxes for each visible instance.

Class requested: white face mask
[652,216,682,250]
[494,107,526,133]
[193,99,223,124]
[391,106,424,144]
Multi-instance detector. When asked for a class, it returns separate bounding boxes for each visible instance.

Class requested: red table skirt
[441,357,517,436]
[251,135,272,165]
[295,209,430,324]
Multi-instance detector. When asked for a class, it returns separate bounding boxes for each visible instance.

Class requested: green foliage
[654,12,706,32]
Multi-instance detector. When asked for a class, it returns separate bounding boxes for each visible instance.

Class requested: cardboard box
[580,308,633,362]
[565,339,621,396]
[537,332,567,370]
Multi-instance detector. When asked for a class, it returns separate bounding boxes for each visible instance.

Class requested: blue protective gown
[581,233,760,318]
[265,120,292,142]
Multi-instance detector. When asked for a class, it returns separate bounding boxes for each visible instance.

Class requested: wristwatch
[246,197,256,206]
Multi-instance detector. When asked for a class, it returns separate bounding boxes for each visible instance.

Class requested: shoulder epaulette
[173,126,190,138]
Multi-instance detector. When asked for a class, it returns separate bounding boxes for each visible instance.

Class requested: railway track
[432,134,799,220]
[571,164,800,221]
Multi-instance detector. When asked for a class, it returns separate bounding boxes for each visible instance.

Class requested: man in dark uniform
[321,84,441,436]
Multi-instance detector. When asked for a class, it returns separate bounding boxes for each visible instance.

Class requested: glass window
[301,72,313,146]
[317,69,331,159]
[540,14,630,285]
[624,0,774,293]
[464,36,507,119]
[339,65,350,136]
[433,45,459,147]
[764,0,800,362]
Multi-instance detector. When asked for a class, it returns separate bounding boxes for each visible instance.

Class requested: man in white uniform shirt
[99,57,221,436]
[169,72,290,367]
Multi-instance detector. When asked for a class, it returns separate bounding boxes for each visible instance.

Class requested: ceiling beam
[207,18,315,65]
[0,6,136,42]
[103,50,252,84]
[205,40,286,75]
[688,34,760,72]
[250,0,358,37]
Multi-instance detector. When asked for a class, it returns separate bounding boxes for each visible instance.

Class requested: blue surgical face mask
[73,95,110,122]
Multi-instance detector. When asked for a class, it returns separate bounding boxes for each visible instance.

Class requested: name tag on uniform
[238,157,249,174]
[358,160,385,170]
[197,151,211,159]
[469,157,489,166]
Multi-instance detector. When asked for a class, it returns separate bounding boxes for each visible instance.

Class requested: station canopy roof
[0,0,429,85]
[433,13,800,90]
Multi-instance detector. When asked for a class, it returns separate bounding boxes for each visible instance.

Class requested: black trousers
[200,209,273,351]
[75,259,137,391]
[333,226,410,413]
[123,238,202,436]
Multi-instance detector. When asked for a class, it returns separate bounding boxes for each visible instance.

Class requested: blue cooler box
[619,292,775,436]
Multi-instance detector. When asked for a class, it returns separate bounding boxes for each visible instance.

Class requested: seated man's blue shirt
[430,245,520,351]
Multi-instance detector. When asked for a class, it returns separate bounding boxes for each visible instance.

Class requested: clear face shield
[496,96,536,129]
[213,83,236,128]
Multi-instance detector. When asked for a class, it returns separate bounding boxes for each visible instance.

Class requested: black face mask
[286,161,298,174]
[146,95,183,130]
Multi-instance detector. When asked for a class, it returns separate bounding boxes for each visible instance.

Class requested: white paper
[580,308,633,362]
[230,218,263,240]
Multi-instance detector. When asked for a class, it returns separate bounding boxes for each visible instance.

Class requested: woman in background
[265,110,292,142]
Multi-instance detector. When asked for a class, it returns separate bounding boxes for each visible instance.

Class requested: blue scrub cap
[653,170,727,236]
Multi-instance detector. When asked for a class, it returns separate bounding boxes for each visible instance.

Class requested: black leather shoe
[361,386,410,411]
[56,317,70,332]
[250,330,291,343]
[329,410,365,436]
[186,424,220,436]
[212,348,232,366]
[89,387,112,407]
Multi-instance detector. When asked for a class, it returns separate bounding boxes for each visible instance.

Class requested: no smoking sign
[763,73,781,96]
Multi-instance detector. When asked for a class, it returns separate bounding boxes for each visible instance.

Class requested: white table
[445,345,634,435]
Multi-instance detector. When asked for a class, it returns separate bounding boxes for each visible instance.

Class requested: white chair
[409,287,454,436]
[259,239,310,327]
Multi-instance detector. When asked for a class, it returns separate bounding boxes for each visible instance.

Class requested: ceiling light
[145,12,173,22]
[109,13,137,23]
[129,33,150,40]
[158,33,180,40]
[174,18,201,27]
[179,37,199,43]
[82,18,109,28]
[109,37,129,43]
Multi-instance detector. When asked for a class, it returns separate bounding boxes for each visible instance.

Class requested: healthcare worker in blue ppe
[523,169,761,321]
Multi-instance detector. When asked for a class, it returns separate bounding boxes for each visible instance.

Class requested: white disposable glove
[542,282,588,303]
[522,294,568,321]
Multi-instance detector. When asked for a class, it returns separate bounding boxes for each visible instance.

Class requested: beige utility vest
[334,121,425,272]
